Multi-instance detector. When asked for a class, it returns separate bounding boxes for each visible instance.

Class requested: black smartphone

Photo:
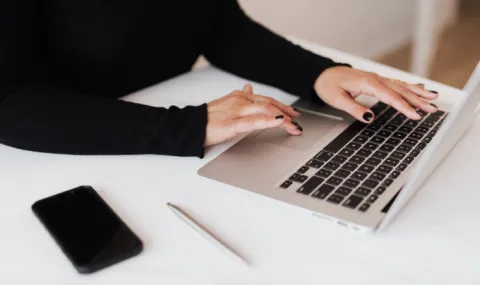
[31,186,143,274]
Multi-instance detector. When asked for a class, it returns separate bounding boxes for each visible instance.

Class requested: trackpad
[254,112,341,150]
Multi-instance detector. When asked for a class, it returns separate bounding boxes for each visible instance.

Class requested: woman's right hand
[204,84,302,147]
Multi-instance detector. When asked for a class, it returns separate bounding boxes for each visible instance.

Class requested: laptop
[198,62,480,232]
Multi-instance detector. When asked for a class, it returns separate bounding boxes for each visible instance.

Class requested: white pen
[166,202,248,266]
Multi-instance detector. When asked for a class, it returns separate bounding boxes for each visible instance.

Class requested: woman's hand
[314,66,439,123]
[204,84,302,147]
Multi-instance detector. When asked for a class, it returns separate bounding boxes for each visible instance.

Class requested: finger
[241,93,300,117]
[404,83,438,100]
[363,79,421,120]
[239,102,301,134]
[325,89,375,123]
[242,83,253,93]
[388,83,437,113]
[232,115,301,135]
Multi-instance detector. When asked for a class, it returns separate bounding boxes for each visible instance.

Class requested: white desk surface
[1,42,479,285]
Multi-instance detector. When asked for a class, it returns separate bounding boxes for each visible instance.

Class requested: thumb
[242,83,253,93]
[329,90,374,123]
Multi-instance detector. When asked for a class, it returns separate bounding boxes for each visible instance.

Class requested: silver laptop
[198,62,480,232]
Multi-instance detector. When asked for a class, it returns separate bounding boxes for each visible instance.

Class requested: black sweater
[0,0,342,157]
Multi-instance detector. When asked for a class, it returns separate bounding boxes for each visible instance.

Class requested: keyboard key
[390,116,405,126]
[404,156,414,164]
[421,121,435,128]
[361,130,375,137]
[297,166,310,174]
[296,176,324,195]
[405,120,419,128]
[290,173,308,183]
[371,102,389,115]
[410,149,420,157]
[334,169,351,179]
[417,109,428,116]
[346,142,362,150]
[358,203,370,212]
[410,132,424,140]
[390,151,406,160]
[426,115,441,122]
[331,155,348,164]
[416,126,429,133]
[375,187,387,195]
[343,195,364,209]
[339,148,355,157]
[384,124,398,132]
[354,187,371,196]
[280,180,293,189]
[423,137,432,144]
[325,162,341,171]
[312,184,335,200]
[351,171,368,181]
[353,136,369,144]
[370,172,386,181]
[305,159,323,168]
[365,157,381,166]
[378,130,392,138]
[342,162,359,171]
[327,194,344,204]
[358,164,375,173]
[403,138,418,146]
[324,121,367,153]
[379,144,395,152]
[326,176,343,186]
[397,144,412,153]
[363,179,379,188]
[349,155,365,164]
[428,130,437,137]
[416,142,427,150]
[357,148,372,157]
[392,132,407,139]
[315,151,334,162]
[390,171,401,179]
[366,123,382,131]
[344,179,360,188]
[335,186,352,196]
[364,142,379,150]
[397,163,408,172]
[398,126,413,133]
[382,178,394,187]
[367,195,378,203]
[373,150,388,159]
[385,157,400,166]
[377,164,393,174]
[316,168,332,178]
[385,138,401,146]
[371,136,385,144]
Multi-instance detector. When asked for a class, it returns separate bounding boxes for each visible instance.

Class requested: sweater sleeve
[202,0,349,102]
[0,0,207,157]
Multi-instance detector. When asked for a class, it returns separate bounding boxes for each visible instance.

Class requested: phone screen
[32,186,142,273]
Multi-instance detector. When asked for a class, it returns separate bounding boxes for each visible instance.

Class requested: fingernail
[362,112,374,122]
[275,115,284,120]
[416,110,424,118]
[293,107,301,113]
[297,126,303,132]
[415,83,425,87]
[242,84,249,91]
[430,103,437,108]
[291,119,299,126]
[429,90,438,94]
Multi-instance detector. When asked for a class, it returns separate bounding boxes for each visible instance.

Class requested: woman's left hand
[314,66,439,123]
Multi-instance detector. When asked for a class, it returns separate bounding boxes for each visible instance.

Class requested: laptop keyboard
[279,102,448,212]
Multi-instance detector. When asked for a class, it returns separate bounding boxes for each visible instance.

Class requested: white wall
[240,0,417,58]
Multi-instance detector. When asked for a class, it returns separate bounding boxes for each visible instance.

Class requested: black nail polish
[293,107,301,113]
[429,90,438,94]
[275,115,284,120]
[297,126,303,132]
[430,103,437,108]
[362,112,373,122]
[416,110,424,117]
[291,119,299,126]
